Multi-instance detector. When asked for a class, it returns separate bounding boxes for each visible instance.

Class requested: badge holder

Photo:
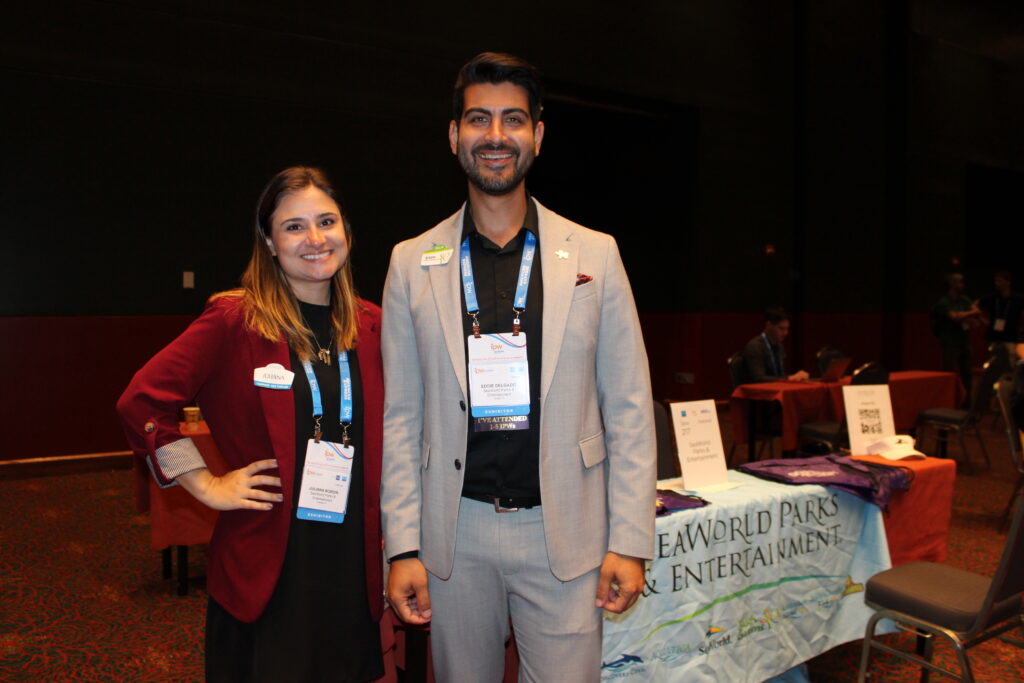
[296,350,355,523]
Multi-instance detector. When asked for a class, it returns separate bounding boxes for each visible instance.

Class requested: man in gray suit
[381,52,656,682]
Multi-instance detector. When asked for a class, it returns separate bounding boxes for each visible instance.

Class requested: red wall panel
[0,315,196,460]
[1,312,983,461]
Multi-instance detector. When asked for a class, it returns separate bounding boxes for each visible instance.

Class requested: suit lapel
[251,334,297,497]
[537,199,577,401]
[428,207,469,400]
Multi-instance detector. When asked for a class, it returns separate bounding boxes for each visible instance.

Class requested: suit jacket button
[454,459,462,470]
[459,400,466,411]
[144,422,156,433]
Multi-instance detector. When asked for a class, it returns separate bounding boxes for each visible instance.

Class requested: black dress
[206,301,383,682]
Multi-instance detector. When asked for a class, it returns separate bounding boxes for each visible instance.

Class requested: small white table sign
[843,384,896,455]
[668,399,730,490]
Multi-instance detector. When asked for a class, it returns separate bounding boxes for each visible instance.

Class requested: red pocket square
[575,273,594,286]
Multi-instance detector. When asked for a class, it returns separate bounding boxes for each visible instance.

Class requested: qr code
[859,408,883,434]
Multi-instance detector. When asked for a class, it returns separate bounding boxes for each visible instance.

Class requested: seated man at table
[742,306,810,383]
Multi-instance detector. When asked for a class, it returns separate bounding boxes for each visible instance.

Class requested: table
[601,471,892,682]
[730,371,964,456]
[854,455,956,566]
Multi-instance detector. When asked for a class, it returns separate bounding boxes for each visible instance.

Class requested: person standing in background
[975,270,1024,367]
[932,272,982,404]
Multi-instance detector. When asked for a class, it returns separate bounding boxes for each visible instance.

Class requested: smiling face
[449,81,544,196]
[266,184,348,304]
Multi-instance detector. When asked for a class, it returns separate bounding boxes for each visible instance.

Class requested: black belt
[463,493,542,513]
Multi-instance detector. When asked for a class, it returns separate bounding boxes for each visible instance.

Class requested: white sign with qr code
[843,384,896,455]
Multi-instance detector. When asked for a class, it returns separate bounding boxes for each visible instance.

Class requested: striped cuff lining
[153,437,207,486]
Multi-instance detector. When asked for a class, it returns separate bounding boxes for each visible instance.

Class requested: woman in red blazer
[118,167,385,682]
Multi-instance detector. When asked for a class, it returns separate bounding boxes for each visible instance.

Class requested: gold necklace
[304,319,333,365]
[314,336,332,365]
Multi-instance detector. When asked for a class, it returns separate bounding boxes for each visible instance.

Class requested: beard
[458,142,535,195]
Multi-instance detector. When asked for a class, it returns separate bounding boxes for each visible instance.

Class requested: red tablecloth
[731,371,964,451]
[854,455,956,566]
[730,381,831,450]
[133,421,227,551]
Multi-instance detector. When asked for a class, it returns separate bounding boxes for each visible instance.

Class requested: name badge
[467,333,530,429]
[254,363,294,389]
[421,244,454,266]
[296,439,354,524]
[994,318,1006,332]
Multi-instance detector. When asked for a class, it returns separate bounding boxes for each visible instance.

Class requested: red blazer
[117,295,384,623]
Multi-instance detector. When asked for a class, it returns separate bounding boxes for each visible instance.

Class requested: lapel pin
[555,249,569,260]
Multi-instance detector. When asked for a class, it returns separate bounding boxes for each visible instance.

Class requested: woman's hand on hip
[176,460,283,511]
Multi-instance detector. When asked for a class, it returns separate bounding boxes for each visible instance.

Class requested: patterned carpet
[1,417,1022,681]
[0,471,206,682]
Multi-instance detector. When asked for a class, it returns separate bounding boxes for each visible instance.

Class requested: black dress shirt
[459,199,543,500]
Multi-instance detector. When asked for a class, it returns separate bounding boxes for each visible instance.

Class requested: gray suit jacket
[380,198,656,581]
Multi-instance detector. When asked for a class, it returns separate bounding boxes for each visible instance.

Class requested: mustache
[471,142,519,156]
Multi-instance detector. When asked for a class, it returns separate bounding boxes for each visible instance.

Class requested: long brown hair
[212,166,360,359]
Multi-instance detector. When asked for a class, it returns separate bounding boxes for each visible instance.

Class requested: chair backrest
[653,399,681,479]
[727,352,747,389]
[995,374,1023,475]
[977,494,1024,632]
[968,356,1007,419]
[851,361,888,385]
[816,346,848,376]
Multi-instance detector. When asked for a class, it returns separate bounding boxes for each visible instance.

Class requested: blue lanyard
[300,350,352,443]
[761,333,781,376]
[460,230,537,333]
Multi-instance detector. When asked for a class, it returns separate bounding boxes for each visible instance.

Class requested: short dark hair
[995,270,1012,282]
[452,52,543,123]
[765,306,789,325]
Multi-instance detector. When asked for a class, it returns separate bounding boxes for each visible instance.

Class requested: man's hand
[595,551,645,614]
[788,370,810,382]
[176,460,283,511]
[387,557,432,624]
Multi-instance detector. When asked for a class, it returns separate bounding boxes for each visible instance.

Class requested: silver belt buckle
[493,498,519,513]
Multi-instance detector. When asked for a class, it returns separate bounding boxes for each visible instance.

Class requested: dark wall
[2,0,792,316]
